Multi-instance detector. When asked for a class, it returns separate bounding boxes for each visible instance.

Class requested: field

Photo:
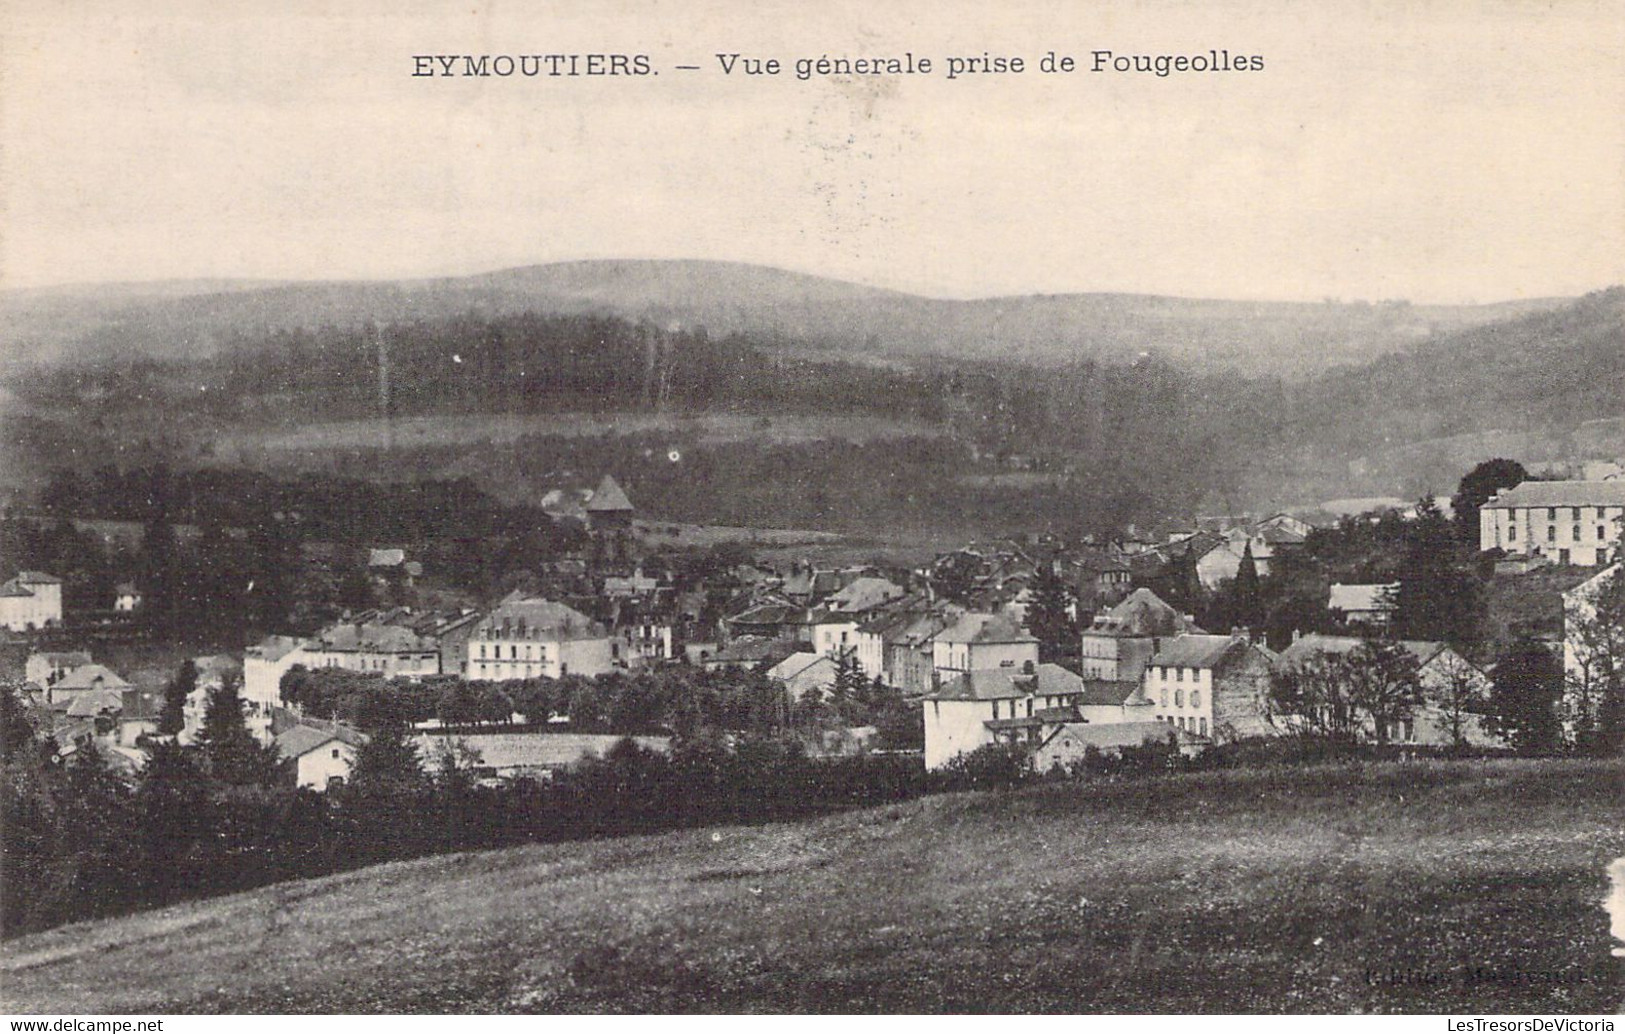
[2,758,1621,1014]
[210,411,943,458]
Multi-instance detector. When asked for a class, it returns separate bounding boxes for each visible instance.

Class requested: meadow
[2,757,1620,1013]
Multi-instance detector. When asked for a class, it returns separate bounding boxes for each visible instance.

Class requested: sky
[2,0,1622,302]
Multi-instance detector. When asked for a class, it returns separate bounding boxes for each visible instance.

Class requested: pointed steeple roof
[586,474,634,513]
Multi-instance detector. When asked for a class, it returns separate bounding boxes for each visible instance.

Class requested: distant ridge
[0,258,1587,377]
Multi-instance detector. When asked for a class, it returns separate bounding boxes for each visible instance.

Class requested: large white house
[467,593,614,681]
[0,571,63,631]
[931,612,1038,682]
[1480,480,1625,567]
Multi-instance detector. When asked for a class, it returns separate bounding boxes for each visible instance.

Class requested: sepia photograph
[1,0,1622,1018]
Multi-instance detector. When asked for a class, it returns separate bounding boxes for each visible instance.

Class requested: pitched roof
[585,474,634,513]
[1277,634,1458,671]
[765,652,837,682]
[1039,720,1208,753]
[276,723,368,760]
[0,580,36,598]
[1087,588,1204,638]
[483,596,606,640]
[937,612,1036,646]
[51,664,132,692]
[927,670,1030,701]
[248,635,310,664]
[65,689,125,718]
[14,571,62,585]
[1147,634,1254,671]
[1328,583,1397,614]
[825,576,905,613]
[1486,480,1625,509]
[313,621,438,653]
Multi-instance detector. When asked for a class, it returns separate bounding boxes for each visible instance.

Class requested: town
[4,453,1622,941]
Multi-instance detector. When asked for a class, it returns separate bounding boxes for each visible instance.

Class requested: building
[1328,583,1398,629]
[931,612,1038,682]
[584,474,636,533]
[824,576,906,615]
[467,594,614,681]
[413,730,670,783]
[113,582,142,612]
[1480,480,1625,567]
[1143,634,1278,742]
[24,650,92,689]
[1033,721,1207,772]
[243,635,317,724]
[0,571,63,631]
[1561,564,1623,740]
[921,662,1151,769]
[275,723,368,791]
[1079,588,1204,682]
[303,622,443,678]
[46,664,132,706]
[765,652,840,701]
[1277,634,1500,746]
[921,669,1036,769]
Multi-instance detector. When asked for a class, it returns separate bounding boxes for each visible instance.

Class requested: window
[1175,688,1184,707]
[331,748,341,759]
[1573,524,1582,541]
[1508,525,1517,541]
[1548,507,1557,520]
[479,644,486,659]
[1160,688,1168,707]
[1600,527,1608,541]
[1176,668,1184,682]
[1199,718,1208,736]
[1191,690,1200,709]
[1548,526,1557,542]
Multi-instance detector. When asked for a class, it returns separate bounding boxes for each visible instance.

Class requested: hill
[0,259,1574,378]
[2,758,1619,1013]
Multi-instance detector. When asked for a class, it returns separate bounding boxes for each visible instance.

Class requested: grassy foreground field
[2,759,1621,1014]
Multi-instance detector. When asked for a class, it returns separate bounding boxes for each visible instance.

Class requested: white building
[931,612,1038,682]
[1143,634,1278,743]
[275,724,367,791]
[0,571,63,631]
[467,593,614,681]
[1480,480,1625,567]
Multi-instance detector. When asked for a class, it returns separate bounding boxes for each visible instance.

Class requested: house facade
[0,571,63,631]
[1276,634,1501,746]
[467,594,614,681]
[1143,634,1277,742]
[1079,588,1203,682]
[931,613,1038,682]
[1480,480,1625,567]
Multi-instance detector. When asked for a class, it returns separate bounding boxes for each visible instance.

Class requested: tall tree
[1392,496,1483,644]
[1451,458,1528,548]
[157,659,196,736]
[1346,639,1425,744]
[1561,565,1625,754]
[193,675,282,786]
[1487,636,1563,754]
[1233,542,1263,632]
[1026,565,1078,663]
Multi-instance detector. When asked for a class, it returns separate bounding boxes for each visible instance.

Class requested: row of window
[1157,715,1208,735]
[1507,506,1625,522]
[1154,666,1202,682]
[1159,688,1201,709]
[1507,523,1609,543]
[477,643,550,661]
